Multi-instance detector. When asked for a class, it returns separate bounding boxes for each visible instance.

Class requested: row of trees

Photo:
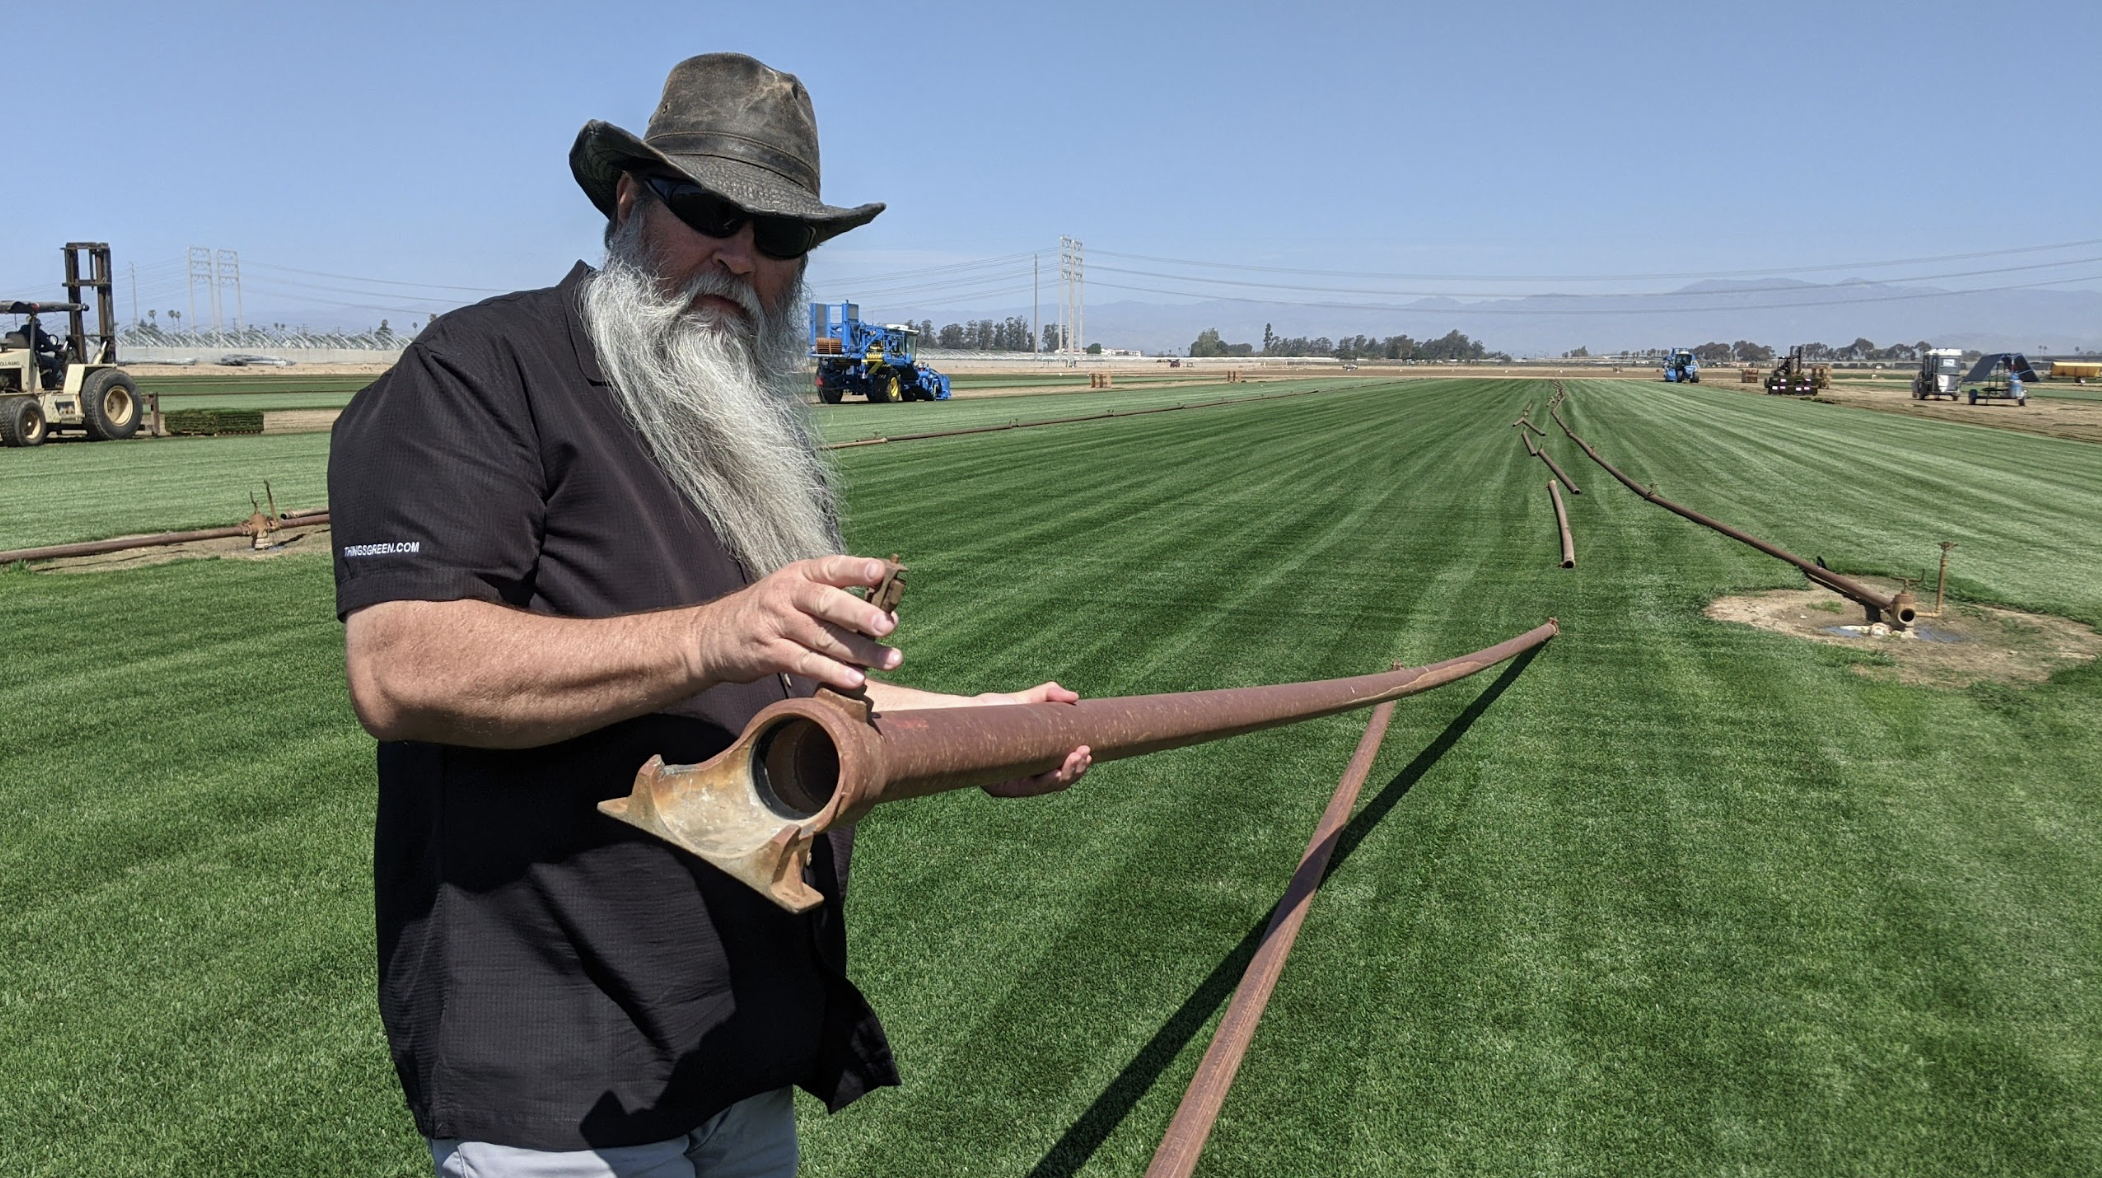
[900,317,1043,352]
[1189,324,1499,362]
[1684,338,1937,364]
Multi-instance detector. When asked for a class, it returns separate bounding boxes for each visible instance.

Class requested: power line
[1088,236,2102,283]
[1082,271,2102,316]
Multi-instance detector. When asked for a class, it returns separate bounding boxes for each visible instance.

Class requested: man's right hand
[689,555,903,692]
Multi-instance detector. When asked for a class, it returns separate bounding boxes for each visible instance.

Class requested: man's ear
[612,173,640,231]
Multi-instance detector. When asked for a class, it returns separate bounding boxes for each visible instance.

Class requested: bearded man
[329,53,1089,1178]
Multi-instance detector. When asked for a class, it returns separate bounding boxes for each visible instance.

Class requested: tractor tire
[873,375,900,403]
[818,385,843,405]
[82,369,141,440]
[1,396,48,447]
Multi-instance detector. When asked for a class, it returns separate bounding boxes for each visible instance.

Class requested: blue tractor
[808,302,951,403]
[1663,349,1700,383]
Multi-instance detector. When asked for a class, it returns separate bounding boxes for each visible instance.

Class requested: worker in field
[327,53,1090,1178]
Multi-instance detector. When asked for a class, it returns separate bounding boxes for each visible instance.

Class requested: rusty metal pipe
[0,511,331,564]
[1522,432,1582,493]
[1549,401,1915,627]
[1548,479,1576,568]
[601,620,1560,911]
[1145,693,1400,1178]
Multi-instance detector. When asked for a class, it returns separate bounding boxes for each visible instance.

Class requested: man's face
[611,173,803,325]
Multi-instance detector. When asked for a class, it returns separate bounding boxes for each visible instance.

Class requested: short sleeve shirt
[327,263,896,1151]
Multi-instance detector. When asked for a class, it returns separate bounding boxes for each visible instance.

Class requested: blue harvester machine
[808,302,951,403]
[1663,349,1700,383]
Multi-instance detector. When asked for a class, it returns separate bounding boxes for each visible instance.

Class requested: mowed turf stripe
[1559,380,2102,622]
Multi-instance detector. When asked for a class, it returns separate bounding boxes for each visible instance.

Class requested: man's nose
[707,221,757,276]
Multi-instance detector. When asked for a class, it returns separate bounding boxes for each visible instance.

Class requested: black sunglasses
[642,174,820,260]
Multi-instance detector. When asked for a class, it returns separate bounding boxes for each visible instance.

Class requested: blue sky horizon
[5,0,2096,344]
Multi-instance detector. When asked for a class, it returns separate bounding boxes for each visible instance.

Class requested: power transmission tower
[1058,236,1084,355]
[216,250,244,333]
[187,247,214,336]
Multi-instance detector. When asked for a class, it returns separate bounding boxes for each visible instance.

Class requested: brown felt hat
[570,53,883,245]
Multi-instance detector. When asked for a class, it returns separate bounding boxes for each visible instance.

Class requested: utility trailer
[808,302,950,403]
[1911,348,1965,400]
[1764,346,1826,396]
[0,243,141,446]
[1961,352,2040,406]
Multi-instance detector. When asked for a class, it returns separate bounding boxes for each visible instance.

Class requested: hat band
[645,131,819,194]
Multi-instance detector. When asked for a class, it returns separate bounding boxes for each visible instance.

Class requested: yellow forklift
[1,243,141,446]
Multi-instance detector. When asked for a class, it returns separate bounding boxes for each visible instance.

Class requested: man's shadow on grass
[1023,648,1542,1178]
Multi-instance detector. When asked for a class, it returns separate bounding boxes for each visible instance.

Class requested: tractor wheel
[1,396,48,447]
[82,369,141,440]
[874,375,900,403]
[818,384,843,405]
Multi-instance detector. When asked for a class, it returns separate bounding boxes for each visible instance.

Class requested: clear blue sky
[4,0,2096,332]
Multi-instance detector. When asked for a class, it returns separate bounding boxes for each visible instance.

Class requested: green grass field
[3,378,2099,1175]
[0,378,1368,551]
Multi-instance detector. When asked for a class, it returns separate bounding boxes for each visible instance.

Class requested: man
[329,53,1089,1178]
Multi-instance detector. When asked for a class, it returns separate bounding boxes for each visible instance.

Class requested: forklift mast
[61,243,116,365]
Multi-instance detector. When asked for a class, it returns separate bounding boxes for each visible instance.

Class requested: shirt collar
[560,261,609,385]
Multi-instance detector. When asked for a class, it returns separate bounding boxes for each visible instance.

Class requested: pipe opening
[1897,604,1918,625]
[752,718,840,820]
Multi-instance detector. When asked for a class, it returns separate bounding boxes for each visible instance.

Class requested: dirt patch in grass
[30,524,333,573]
[1752,378,2102,445]
[1706,586,2102,689]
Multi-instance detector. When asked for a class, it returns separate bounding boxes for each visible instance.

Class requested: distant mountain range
[879,277,2102,357]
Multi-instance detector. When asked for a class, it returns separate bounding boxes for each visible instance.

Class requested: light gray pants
[428,1087,797,1178]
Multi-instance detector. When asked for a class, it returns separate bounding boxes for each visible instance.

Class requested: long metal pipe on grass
[0,509,330,564]
[601,620,1560,912]
[1549,479,1576,568]
[1144,692,1401,1178]
[1522,432,1582,493]
[1547,400,1915,627]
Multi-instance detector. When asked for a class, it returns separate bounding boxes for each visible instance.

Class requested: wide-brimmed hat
[570,53,883,246]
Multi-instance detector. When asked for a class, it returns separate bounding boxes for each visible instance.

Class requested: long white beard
[578,216,840,576]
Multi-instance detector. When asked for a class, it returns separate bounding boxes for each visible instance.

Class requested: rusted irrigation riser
[1521,431,1582,494]
[1548,401,1914,626]
[1145,694,1401,1178]
[1548,479,1576,568]
[0,509,330,564]
[603,620,1561,911]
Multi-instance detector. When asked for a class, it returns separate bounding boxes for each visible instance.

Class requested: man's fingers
[810,620,901,672]
[801,554,888,590]
[982,746,1092,798]
[792,581,894,638]
[791,647,872,691]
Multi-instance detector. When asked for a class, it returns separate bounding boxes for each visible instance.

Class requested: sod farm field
[3,377,2099,1175]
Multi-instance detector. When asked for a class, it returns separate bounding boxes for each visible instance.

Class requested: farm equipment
[1912,348,1965,400]
[1,243,140,446]
[1961,352,2040,406]
[808,302,950,404]
[1663,349,1699,383]
[1763,346,1826,396]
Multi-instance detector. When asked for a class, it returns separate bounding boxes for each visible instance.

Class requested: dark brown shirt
[328,262,895,1150]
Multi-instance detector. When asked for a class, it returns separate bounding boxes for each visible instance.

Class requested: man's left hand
[970,682,1092,798]
[862,679,1092,797]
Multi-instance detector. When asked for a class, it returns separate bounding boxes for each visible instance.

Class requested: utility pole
[216,250,244,333]
[1032,253,1039,355]
[1058,236,1085,355]
[129,262,138,328]
[187,247,213,336]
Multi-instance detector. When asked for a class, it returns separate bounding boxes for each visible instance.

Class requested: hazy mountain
[880,278,2102,357]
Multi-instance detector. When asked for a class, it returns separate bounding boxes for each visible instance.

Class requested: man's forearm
[345,598,718,748]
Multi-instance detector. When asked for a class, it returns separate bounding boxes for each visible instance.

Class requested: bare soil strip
[1706,584,2102,689]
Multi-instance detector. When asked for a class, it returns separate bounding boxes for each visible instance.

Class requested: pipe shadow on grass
[1024,647,1542,1178]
